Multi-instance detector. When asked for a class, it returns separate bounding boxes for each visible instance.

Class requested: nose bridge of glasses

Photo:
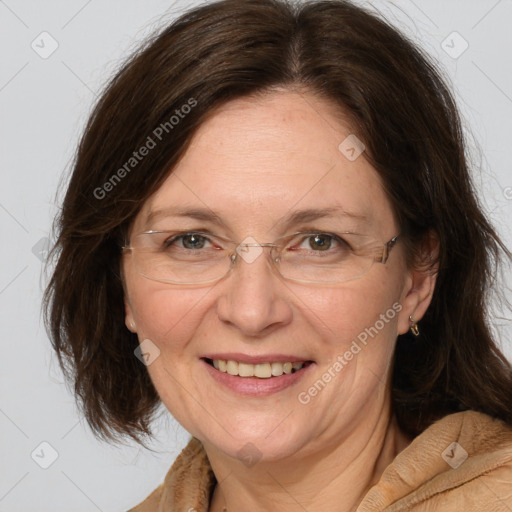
[239,242,277,249]
[230,240,280,267]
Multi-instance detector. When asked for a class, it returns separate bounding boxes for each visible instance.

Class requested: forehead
[136,91,396,235]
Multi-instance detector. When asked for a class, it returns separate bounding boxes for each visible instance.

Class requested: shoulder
[127,437,214,512]
[127,483,164,512]
[418,409,512,463]
[361,411,512,511]
[412,411,512,511]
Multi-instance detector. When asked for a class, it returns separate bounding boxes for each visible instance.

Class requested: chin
[196,418,309,464]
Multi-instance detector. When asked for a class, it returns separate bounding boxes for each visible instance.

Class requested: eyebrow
[144,206,369,230]
[145,206,222,228]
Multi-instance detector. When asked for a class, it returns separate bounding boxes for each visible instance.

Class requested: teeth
[226,360,238,376]
[238,362,254,377]
[271,362,283,377]
[254,363,271,379]
[211,359,306,378]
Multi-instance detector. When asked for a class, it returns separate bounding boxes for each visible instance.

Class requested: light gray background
[1,1,511,511]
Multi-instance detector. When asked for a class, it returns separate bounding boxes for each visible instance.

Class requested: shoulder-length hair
[44,0,512,445]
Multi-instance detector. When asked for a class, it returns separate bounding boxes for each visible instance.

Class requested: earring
[129,320,136,331]
[409,315,420,336]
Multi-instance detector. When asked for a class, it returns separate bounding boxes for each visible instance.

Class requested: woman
[44,0,512,510]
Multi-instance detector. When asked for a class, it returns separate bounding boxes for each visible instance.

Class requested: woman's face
[122,91,419,462]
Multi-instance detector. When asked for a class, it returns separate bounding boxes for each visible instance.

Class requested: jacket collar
[134,411,512,512]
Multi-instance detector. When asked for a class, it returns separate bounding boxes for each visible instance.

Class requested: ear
[120,262,137,333]
[125,296,137,333]
[397,231,439,335]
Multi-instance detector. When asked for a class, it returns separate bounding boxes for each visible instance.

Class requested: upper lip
[202,353,313,364]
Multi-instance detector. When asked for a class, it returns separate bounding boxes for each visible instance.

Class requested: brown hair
[44,0,512,445]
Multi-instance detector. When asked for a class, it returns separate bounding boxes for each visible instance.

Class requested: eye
[307,234,333,251]
[164,232,212,250]
[295,233,350,252]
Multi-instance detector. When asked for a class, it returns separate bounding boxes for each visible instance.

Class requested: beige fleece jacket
[129,411,512,511]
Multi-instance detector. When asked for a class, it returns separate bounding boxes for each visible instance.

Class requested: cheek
[306,281,402,405]
[299,275,402,352]
[126,275,211,353]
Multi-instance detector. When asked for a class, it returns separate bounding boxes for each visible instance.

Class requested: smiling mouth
[203,358,314,378]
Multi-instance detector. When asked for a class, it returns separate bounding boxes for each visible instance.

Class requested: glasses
[122,230,399,285]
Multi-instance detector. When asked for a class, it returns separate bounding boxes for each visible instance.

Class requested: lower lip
[202,359,315,396]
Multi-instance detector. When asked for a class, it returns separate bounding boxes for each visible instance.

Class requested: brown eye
[308,234,332,251]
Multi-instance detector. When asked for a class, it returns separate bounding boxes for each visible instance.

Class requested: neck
[206,402,411,512]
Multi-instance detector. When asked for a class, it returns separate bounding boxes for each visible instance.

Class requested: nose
[216,245,293,337]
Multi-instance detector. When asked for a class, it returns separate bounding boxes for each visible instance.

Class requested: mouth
[200,353,316,396]
[202,358,314,379]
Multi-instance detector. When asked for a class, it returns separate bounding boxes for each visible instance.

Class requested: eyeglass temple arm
[379,235,400,263]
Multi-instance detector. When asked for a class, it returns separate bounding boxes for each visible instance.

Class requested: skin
[122,90,437,512]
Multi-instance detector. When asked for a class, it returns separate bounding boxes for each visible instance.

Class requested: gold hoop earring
[409,315,420,336]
